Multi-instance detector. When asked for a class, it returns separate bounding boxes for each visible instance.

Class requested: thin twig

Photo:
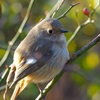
[0,67,10,84]
[0,0,35,67]
[67,25,81,45]
[51,0,65,18]
[68,17,94,45]
[0,83,11,91]
[36,34,100,100]
[0,0,35,86]
[0,2,79,51]
[67,18,93,45]
[46,0,65,18]
[90,0,100,17]
[67,34,100,63]
[67,19,93,45]
[67,2,100,45]
[57,2,80,20]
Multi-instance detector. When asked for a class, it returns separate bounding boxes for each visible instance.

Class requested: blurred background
[0,0,100,100]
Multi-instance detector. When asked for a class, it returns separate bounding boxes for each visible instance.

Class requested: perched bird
[5,18,69,100]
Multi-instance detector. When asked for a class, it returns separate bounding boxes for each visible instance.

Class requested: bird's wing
[10,39,54,87]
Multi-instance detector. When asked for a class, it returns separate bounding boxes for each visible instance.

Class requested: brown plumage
[4,18,69,100]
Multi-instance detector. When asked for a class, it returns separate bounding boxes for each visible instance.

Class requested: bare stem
[0,0,35,67]
[67,34,100,63]
[0,67,10,84]
[51,0,65,18]
[67,18,92,45]
[46,0,65,18]
[0,0,35,86]
[67,25,81,45]
[67,2,100,45]
[90,0,100,17]
[57,2,80,20]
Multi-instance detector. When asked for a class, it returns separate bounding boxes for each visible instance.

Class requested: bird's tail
[10,78,29,100]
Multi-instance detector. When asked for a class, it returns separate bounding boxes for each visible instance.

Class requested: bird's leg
[36,84,43,96]
[3,82,8,100]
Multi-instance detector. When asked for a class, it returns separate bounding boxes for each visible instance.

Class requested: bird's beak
[60,29,69,33]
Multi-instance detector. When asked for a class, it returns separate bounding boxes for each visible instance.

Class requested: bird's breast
[26,46,69,83]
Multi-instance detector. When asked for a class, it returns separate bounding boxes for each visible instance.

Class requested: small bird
[4,18,69,100]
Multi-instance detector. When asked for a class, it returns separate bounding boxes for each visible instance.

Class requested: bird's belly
[26,65,60,83]
[26,52,68,83]
[24,46,69,84]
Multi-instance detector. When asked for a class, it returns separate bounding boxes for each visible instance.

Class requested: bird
[4,18,70,100]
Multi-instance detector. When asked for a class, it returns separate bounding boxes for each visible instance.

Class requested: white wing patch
[26,58,37,64]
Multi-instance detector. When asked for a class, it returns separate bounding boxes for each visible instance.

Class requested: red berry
[83,8,90,16]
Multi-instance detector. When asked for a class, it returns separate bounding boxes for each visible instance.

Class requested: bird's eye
[48,29,53,34]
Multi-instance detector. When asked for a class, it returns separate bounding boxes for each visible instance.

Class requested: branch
[67,19,93,45]
[0,0,35,86]
[90,0,100,17]
[0,0,35,67]
[36,33,100,100]
[46,1,79,19]
[0,66,10,84]
[67,2,100,45]
[67,34,100,64]
[0,44,16,51]
[46,0,65,18]
[51,0,65,18]
[57,2,80,20]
